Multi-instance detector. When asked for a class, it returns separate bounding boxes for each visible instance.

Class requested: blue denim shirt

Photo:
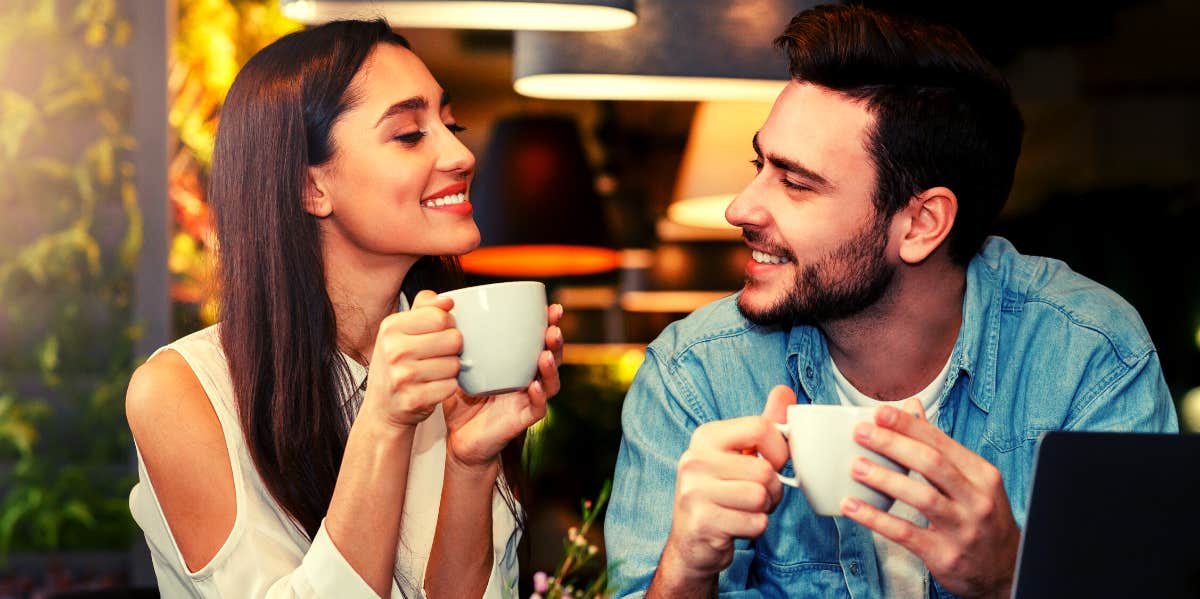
[605,237,1178,599]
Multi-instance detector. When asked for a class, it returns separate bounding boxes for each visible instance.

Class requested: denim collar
[785,242,1006,415]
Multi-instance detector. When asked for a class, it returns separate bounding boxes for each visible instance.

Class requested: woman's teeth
[423,193,467,207]
[752,250,790,265]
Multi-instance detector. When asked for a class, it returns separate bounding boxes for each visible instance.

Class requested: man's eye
[749,158,764,172]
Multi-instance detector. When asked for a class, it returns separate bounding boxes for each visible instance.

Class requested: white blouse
[129,324,521,598]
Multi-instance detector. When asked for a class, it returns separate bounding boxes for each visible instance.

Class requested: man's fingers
[849,457,960,525]
[692,417,790,470]
[678,451,783,499]
[677,500,771,542]
[854,420,975,502]
[841,496,934,558]
[874,404,995,487]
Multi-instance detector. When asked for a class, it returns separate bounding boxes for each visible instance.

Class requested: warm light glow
[667,195,738,231]
[514,74,787,102]
[620,290,733,313]
[1181,387,1200,432]
[561,343,645,366]
[460,244,620,277]
[553,286,617,309]
[1194,324,1200,350]
[280,1,636,30]
[614,347,646,385]
[668,101,774,231]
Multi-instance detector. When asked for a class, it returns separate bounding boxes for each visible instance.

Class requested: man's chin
[736,287,791,327]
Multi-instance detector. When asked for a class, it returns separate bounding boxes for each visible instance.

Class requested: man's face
[726,81,896,327]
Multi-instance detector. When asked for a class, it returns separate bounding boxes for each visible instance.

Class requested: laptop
[1011,431,1200,599]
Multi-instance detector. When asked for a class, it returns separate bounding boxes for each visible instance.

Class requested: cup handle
[773,423,799,488]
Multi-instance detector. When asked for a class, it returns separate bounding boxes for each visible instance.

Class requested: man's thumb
[762,385,797,423]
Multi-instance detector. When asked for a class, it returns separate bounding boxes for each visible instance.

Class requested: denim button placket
[849,561,861,575]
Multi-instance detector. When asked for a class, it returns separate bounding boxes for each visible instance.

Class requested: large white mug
[775,404,908,516]
[439,281,548,396]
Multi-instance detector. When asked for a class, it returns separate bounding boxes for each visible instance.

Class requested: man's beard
[737,213,894,327]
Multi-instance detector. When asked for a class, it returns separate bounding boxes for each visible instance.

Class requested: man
[604,5,1178,599]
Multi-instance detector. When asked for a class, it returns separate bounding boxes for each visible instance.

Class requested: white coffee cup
[439,281,548,396]
[775,404,908,516]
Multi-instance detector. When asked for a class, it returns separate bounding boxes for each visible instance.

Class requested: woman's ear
[303,167,333,218]
[897,186,957,265]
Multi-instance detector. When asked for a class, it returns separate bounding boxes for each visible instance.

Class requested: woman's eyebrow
[374,96,428,128]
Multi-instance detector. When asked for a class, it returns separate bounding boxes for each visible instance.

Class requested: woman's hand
[361,290,464,430]
[442,303,565,469]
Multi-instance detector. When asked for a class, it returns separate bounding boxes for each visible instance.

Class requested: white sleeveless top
[128,324,520,598]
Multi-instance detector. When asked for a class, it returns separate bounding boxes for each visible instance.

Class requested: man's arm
[605,349,793,598]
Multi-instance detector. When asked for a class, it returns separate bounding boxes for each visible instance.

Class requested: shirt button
[849,562,861,576]
[805,365,814,379]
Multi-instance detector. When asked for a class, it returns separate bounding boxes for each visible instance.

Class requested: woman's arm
[426,303,565,598]
[127,350,417,598]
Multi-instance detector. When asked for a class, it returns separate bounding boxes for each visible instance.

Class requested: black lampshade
[462,114,618,277]
[514,0,822,101]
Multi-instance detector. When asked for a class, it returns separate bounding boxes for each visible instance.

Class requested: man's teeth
[423,193,467,207]
[752,250,790,264]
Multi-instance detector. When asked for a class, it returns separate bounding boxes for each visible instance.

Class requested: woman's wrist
[445,448,501,481]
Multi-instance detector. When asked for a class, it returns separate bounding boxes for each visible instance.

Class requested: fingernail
[842,497,861,513]
[531,380,543,395]
[878,406,898,426]
[854,422,874,441]
[851,458,871,477]
[555,327,564,344]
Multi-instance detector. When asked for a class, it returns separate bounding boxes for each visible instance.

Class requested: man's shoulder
[645,293,788,361]
[978,237,1154,363]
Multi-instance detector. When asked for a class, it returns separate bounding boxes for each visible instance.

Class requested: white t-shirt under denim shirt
[829,355,952,599]
[128,313,520,597]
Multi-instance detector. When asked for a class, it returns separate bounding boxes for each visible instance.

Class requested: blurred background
[0,0,1197,596]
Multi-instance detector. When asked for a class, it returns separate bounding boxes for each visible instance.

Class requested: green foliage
[536,482,614,599]
[0,0,141,554]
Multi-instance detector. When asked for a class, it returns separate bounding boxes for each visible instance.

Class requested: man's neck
[821,264,966,402]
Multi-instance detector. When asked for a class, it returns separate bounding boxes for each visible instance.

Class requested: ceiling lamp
[668,101,774,231]
[513,0,820,101]
[280,0,637,31]
[461,114,620,278]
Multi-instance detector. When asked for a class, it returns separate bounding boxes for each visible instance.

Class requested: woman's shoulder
[126,333,239,573]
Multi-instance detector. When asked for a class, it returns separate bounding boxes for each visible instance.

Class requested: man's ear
[302,166,333,218]
[897,186,957,265]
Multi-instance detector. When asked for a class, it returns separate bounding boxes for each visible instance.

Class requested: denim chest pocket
[751,479,851,597]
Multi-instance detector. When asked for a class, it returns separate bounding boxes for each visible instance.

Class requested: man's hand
[842,397,1020,598]
[649,385,796,598]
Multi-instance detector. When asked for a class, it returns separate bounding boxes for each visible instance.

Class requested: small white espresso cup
[439,281,548,396]
[775,404,908,516]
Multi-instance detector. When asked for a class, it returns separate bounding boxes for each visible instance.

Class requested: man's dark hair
[776,4,1024,264]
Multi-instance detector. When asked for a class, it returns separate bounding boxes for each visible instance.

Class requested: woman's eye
[447,123,467,134]
[394,130,427,145]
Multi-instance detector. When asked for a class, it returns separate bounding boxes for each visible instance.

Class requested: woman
[125,20,563,598]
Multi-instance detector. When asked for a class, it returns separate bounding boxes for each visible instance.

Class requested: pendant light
[280,0,637,31]
[513,0,821,101]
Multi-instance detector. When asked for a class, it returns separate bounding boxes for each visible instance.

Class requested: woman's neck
[323,241,418,365]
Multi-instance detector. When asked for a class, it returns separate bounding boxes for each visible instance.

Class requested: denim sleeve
[605,349,764,599]
[1064,349,1179,433]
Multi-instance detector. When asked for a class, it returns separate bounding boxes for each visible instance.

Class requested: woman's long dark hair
[210,20,492,540]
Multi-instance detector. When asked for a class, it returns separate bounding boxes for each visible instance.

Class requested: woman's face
[308,42,479,265]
